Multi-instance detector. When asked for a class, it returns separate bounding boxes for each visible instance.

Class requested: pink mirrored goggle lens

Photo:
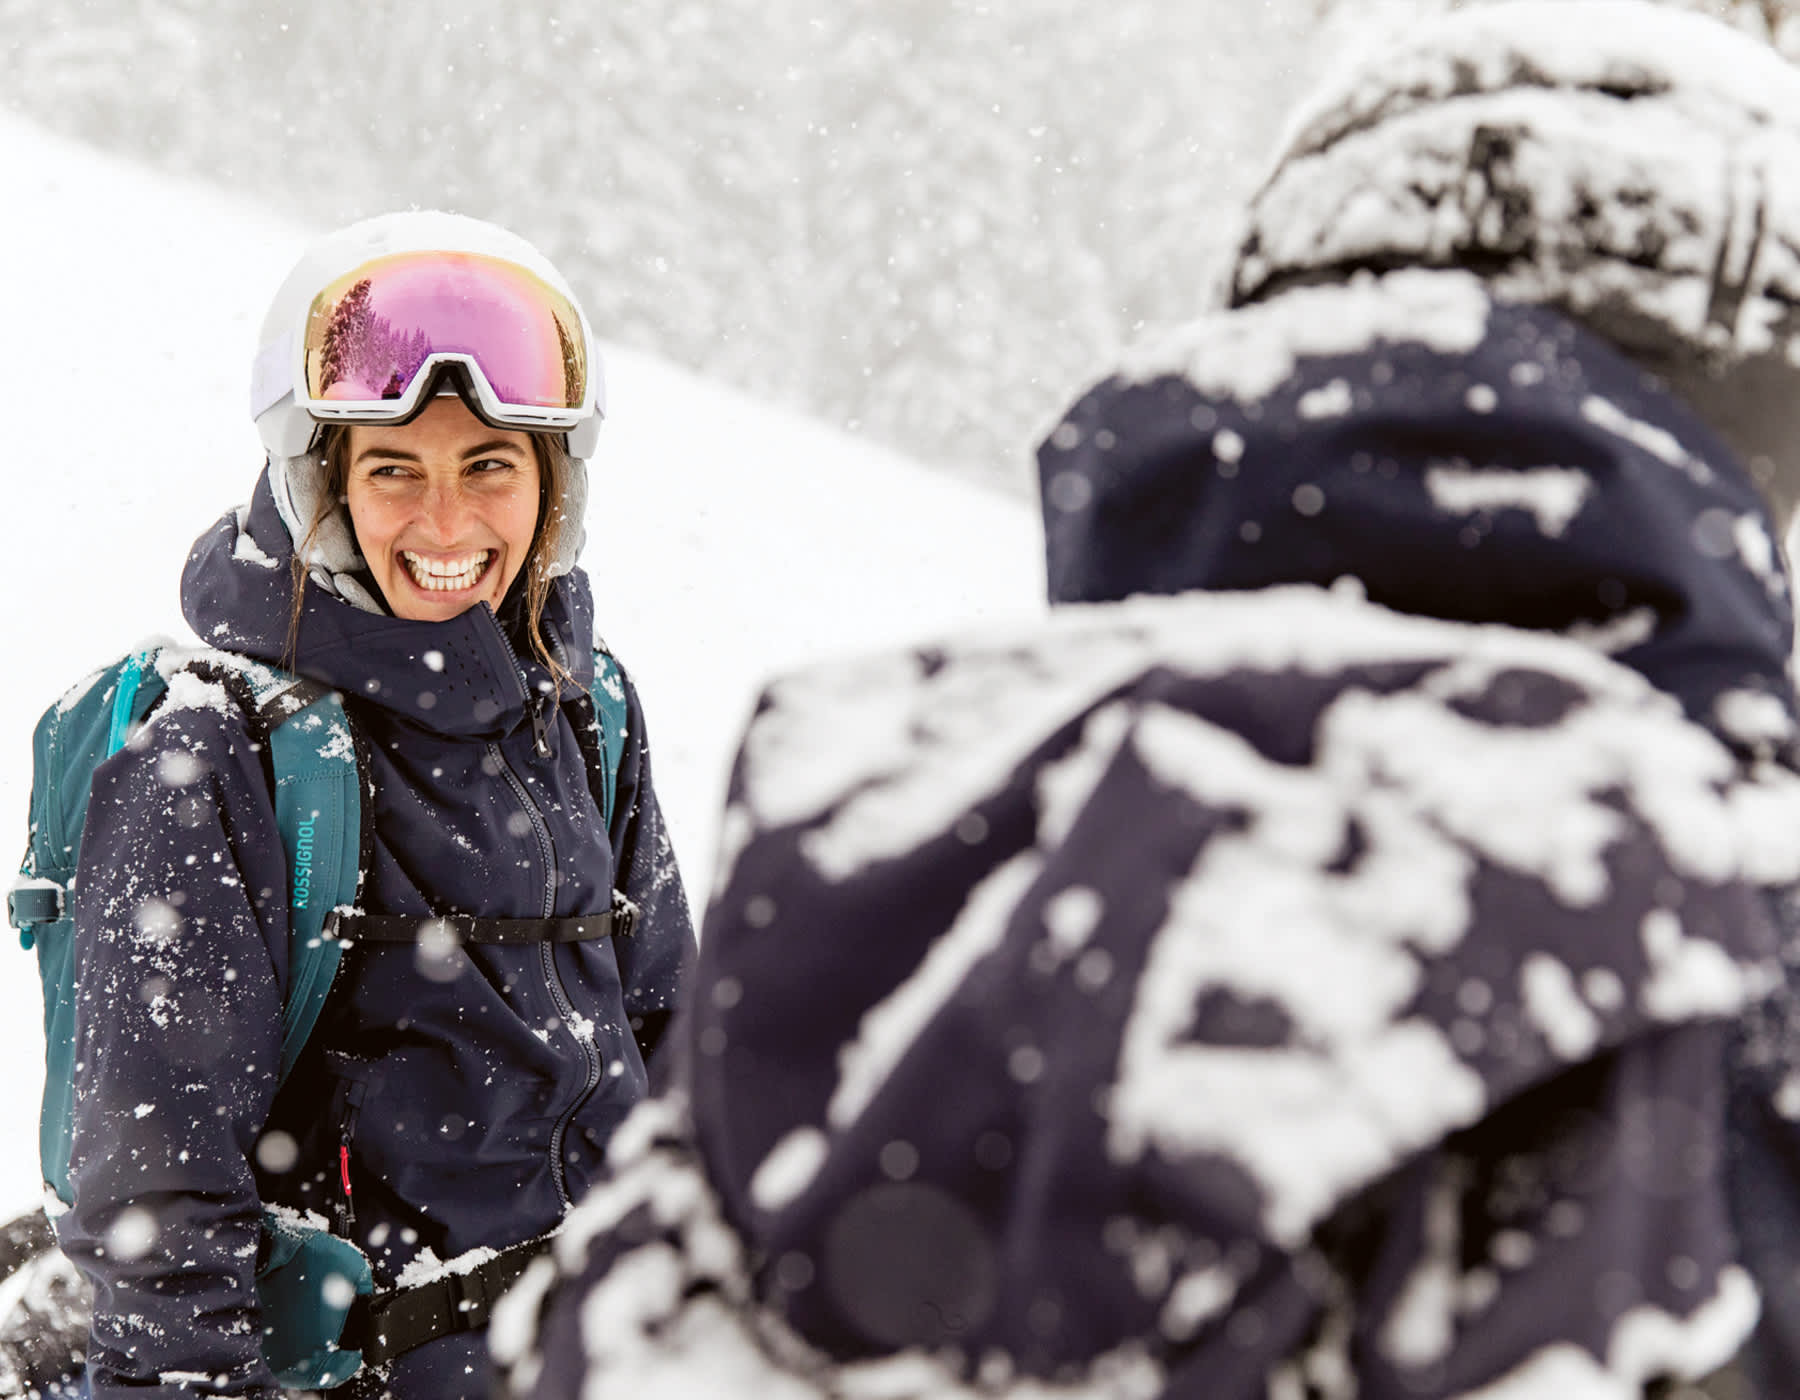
[300,251,588,415]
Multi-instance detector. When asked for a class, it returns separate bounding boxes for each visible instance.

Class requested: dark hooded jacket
[497,276,1800,1400]
[59,465,695,1399]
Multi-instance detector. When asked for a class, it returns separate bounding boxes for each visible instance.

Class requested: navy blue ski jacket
[59,465,695,1399]
[500,272,1800,1399]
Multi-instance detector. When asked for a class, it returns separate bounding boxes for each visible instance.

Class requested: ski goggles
[287,250,598,433]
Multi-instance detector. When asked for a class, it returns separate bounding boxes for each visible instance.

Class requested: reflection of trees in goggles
[301,252,587,413]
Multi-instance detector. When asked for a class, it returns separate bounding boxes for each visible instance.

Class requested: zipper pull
[531,697,552,759]
[336,1142,356,1235]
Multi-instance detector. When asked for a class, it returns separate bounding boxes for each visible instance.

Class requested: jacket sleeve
[61,700,291,1399]
[604,665,695,1070]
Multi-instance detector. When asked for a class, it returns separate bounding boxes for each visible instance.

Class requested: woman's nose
[417,482,473,541]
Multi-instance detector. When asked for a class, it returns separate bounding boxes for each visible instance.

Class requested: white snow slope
[0,112,1046,1215]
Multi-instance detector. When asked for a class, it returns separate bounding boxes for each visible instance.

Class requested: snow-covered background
[4,0,1789,495]
[0,110,1045,1216]
[5,0,1800,1268]
[0,0,1317,494]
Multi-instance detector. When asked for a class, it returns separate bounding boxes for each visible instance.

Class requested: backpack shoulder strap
[178,657,366,1086]
[244,671,364,1086]
[585,645,630,831]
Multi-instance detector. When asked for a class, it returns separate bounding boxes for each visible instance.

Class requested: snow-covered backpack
[7,641,632,1390]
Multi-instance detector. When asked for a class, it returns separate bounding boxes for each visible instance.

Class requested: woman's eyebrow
[353,446,422,465]
[462,440,528,459]
[352,440,526,466]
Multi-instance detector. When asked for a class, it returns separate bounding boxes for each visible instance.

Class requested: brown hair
[285,423,576,690]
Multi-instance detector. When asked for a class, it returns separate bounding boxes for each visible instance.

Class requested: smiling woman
[314,401,551,617]
[340,401,544,620]
[47,212,697,1400]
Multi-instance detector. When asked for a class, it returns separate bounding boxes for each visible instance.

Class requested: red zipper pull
[337,1142,357,1234]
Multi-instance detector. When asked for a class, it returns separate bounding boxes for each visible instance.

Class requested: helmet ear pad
[266,445,384,615]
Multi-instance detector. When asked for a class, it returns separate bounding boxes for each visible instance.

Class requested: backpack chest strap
[345,1230,553,1367]
[325,892,639,947]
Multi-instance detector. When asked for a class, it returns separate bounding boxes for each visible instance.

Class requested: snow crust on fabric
[1045,274,1795,747]
[495,586,1800,1399]
[488,195,1800,1395]
[1120,268,1491,405]
[1233,2,1800,371]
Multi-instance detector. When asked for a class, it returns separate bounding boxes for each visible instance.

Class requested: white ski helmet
[251,210,605,462]
[253,212,601,603]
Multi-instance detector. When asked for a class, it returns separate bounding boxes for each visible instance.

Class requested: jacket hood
[182,466,595,741]
[1037,270,1796,744]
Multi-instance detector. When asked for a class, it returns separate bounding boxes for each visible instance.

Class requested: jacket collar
[1038,273,1797,748]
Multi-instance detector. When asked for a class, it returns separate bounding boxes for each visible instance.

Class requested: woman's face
[344,395,541,623]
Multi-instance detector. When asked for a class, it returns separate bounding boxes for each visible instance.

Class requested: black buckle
[612,892,640,939]
[449,1268,492,1330]
[340,1293,373,1356]
[352,1236,552,1367]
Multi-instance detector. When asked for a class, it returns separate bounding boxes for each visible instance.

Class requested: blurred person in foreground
[493,4,1800,1396]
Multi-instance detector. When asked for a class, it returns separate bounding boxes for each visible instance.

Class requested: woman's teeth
[402,550,491,592]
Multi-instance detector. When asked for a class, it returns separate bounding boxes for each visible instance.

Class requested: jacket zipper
[331,1077,366,1237]
[481,607,605,1211]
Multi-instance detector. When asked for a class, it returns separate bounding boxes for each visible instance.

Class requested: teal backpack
[8,640,631,1390]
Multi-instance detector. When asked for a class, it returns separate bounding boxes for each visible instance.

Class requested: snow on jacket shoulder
[499,274,1800,1400]
[503,592,1800,1400]
[60,467,695,1399]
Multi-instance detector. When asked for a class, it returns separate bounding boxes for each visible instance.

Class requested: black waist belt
[345,1231,553,1368]
[325,892,639,946]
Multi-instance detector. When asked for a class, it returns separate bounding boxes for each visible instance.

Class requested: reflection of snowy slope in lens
[0,110,1043,1218]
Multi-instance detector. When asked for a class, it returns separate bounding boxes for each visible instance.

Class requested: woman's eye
[469,458,516,475]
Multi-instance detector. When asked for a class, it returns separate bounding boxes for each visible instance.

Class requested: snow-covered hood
[181,465,595,741]
[1038,270,1796,746]
[1231,0,1800,371]
[500,581,1800,1397]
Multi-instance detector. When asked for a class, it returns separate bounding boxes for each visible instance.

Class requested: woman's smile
[400,548,496,594]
